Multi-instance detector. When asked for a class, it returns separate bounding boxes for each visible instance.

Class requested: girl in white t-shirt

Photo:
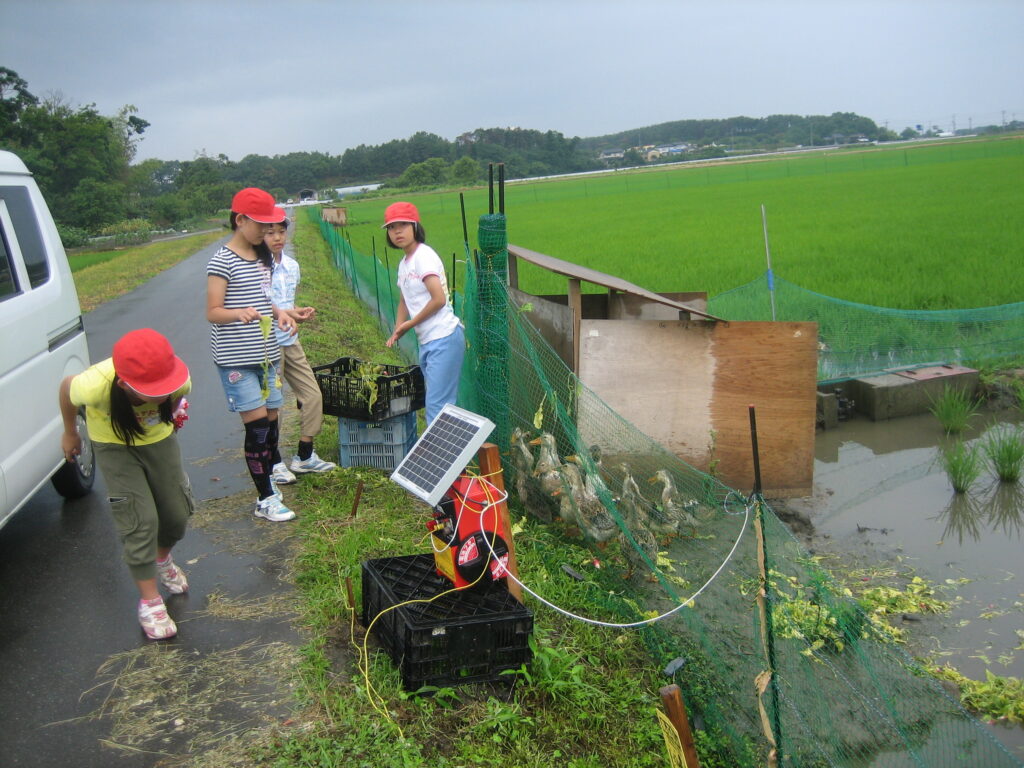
[383,202,464,426]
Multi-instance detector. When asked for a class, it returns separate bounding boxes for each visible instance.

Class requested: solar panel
[390,404,495,507]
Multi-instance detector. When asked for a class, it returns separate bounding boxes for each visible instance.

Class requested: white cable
[471,479,752,629]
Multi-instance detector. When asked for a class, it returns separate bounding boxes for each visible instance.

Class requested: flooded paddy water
[782,407,1024,761]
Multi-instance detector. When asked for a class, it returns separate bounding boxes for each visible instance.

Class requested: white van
[0,149,95,529]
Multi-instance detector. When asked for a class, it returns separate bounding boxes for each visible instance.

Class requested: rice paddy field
[337,135,1024,311]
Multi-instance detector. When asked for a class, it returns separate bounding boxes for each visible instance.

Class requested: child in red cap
[383,201,465,426]
[206,187,298,522]
[58,329,193,640]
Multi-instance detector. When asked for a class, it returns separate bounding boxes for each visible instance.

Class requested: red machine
[427,474,509,589]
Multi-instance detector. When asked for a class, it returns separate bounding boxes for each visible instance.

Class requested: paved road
[0,237,303,766]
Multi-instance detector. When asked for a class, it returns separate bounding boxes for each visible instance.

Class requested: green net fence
[708,273,1024,383]
[311,207,1022,767]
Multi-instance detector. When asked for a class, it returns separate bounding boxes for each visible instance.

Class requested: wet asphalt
[0,236,304,766]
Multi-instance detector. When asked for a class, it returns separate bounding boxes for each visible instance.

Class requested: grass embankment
[70,230,225,311]
[337,134,1024,310]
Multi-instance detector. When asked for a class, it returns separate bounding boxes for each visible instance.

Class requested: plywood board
[709,322,818,497]
[579,319,817,496]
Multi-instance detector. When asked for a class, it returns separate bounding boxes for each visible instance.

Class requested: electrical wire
[464,467,753,629]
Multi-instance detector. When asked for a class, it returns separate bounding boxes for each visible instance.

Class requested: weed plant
[981,425,1024,482]
[929,386,981,434]
[940,440,984,493]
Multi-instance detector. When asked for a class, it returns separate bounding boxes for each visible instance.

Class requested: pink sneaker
[138,597,177,639]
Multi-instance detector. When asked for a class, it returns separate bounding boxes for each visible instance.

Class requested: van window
[0,221,17,300]
[0,185,50,288]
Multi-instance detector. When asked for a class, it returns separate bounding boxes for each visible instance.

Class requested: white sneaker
[290,451,337,474]
[254,494,296,522]
[156,556,189,594]
[139,597,177,639]
[271,462,297,484]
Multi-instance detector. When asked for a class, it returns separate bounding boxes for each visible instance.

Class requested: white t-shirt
[396,243,461,345]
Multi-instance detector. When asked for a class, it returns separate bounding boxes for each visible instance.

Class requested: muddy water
[785,408,1024,761]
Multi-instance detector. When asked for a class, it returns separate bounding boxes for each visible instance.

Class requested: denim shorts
[215,361,284,413]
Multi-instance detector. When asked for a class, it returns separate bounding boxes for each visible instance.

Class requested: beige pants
[280,340,324,439]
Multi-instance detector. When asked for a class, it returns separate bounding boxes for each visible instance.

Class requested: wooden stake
[476,443,522,602]
[345,576,355,611]
[659,684,702,768]
[349,479,364,519]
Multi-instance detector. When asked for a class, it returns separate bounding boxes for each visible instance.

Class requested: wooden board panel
[579,320,715,464]
[579,319,817,497]
[709,322,817,496]
[509,287,573,369]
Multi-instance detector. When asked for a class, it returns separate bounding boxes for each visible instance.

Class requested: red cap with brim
[232,187,286,224]
[113,329,190,398]
[381,201,420,228]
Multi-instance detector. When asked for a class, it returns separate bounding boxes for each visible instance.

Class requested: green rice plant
[929,386,981,434]
[940,440,984,493]
[981,425,1024,482]
[1013,379,1024,411]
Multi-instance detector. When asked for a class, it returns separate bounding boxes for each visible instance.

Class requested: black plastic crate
[313,357,425,422]
[361,554,533,691]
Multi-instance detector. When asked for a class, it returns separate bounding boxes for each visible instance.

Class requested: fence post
[659,684,702,768]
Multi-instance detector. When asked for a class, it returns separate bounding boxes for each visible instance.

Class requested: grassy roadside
[71,230,225,312]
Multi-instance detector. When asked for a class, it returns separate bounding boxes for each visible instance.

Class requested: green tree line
[5,65,1010,241]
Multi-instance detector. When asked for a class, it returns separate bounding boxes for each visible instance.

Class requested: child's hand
[236,307,261,323]
[278,313,298,335]
[172,398,190,430]
[294,306,316,322]
[61,431,82,462]
[385,321,409,348]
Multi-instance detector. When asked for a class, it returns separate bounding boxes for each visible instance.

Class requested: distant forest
[1,65,1017,238]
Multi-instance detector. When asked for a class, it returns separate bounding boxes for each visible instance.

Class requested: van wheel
[52,409,96,498]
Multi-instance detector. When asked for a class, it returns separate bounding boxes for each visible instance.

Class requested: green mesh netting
[709,273,1024,383]
[310,206,1022,767]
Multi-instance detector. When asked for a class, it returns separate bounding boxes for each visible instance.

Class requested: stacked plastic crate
[314,357,425,471]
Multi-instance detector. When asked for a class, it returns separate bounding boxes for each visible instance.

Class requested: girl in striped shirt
[206,188,297,522]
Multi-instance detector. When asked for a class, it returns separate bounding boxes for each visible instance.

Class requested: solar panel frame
[389,404,496,506]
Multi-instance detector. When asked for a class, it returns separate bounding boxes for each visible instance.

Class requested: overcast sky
[2,0,1021,163]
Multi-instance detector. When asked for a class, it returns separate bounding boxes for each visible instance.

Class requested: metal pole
[498,163,505,214]
[459,193,469,245]
[488,163,494,214]
[761,204,777,321]
[371,240,382,330]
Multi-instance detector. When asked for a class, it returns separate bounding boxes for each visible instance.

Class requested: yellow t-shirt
[69,358,191,446]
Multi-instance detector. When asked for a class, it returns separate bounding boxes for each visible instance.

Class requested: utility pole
[952,114,956,134]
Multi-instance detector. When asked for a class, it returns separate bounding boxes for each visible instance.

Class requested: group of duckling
[509,427,702,579]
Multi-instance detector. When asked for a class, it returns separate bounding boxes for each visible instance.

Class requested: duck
[617,498,660,581]
[620,463,678,540]
[509,427,554,523]
[650,469,700,534]
[561,456,619,544]
[530,432,566,508]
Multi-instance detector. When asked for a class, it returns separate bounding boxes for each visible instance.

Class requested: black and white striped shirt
[207,246,281,367]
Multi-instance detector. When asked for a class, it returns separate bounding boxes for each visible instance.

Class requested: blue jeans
[215,361,284,413]
[420,325,465,427]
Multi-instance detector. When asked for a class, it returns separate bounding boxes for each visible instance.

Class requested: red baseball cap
[231,187,286,224]
[112,329,190,398]
[381,201,420,228]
